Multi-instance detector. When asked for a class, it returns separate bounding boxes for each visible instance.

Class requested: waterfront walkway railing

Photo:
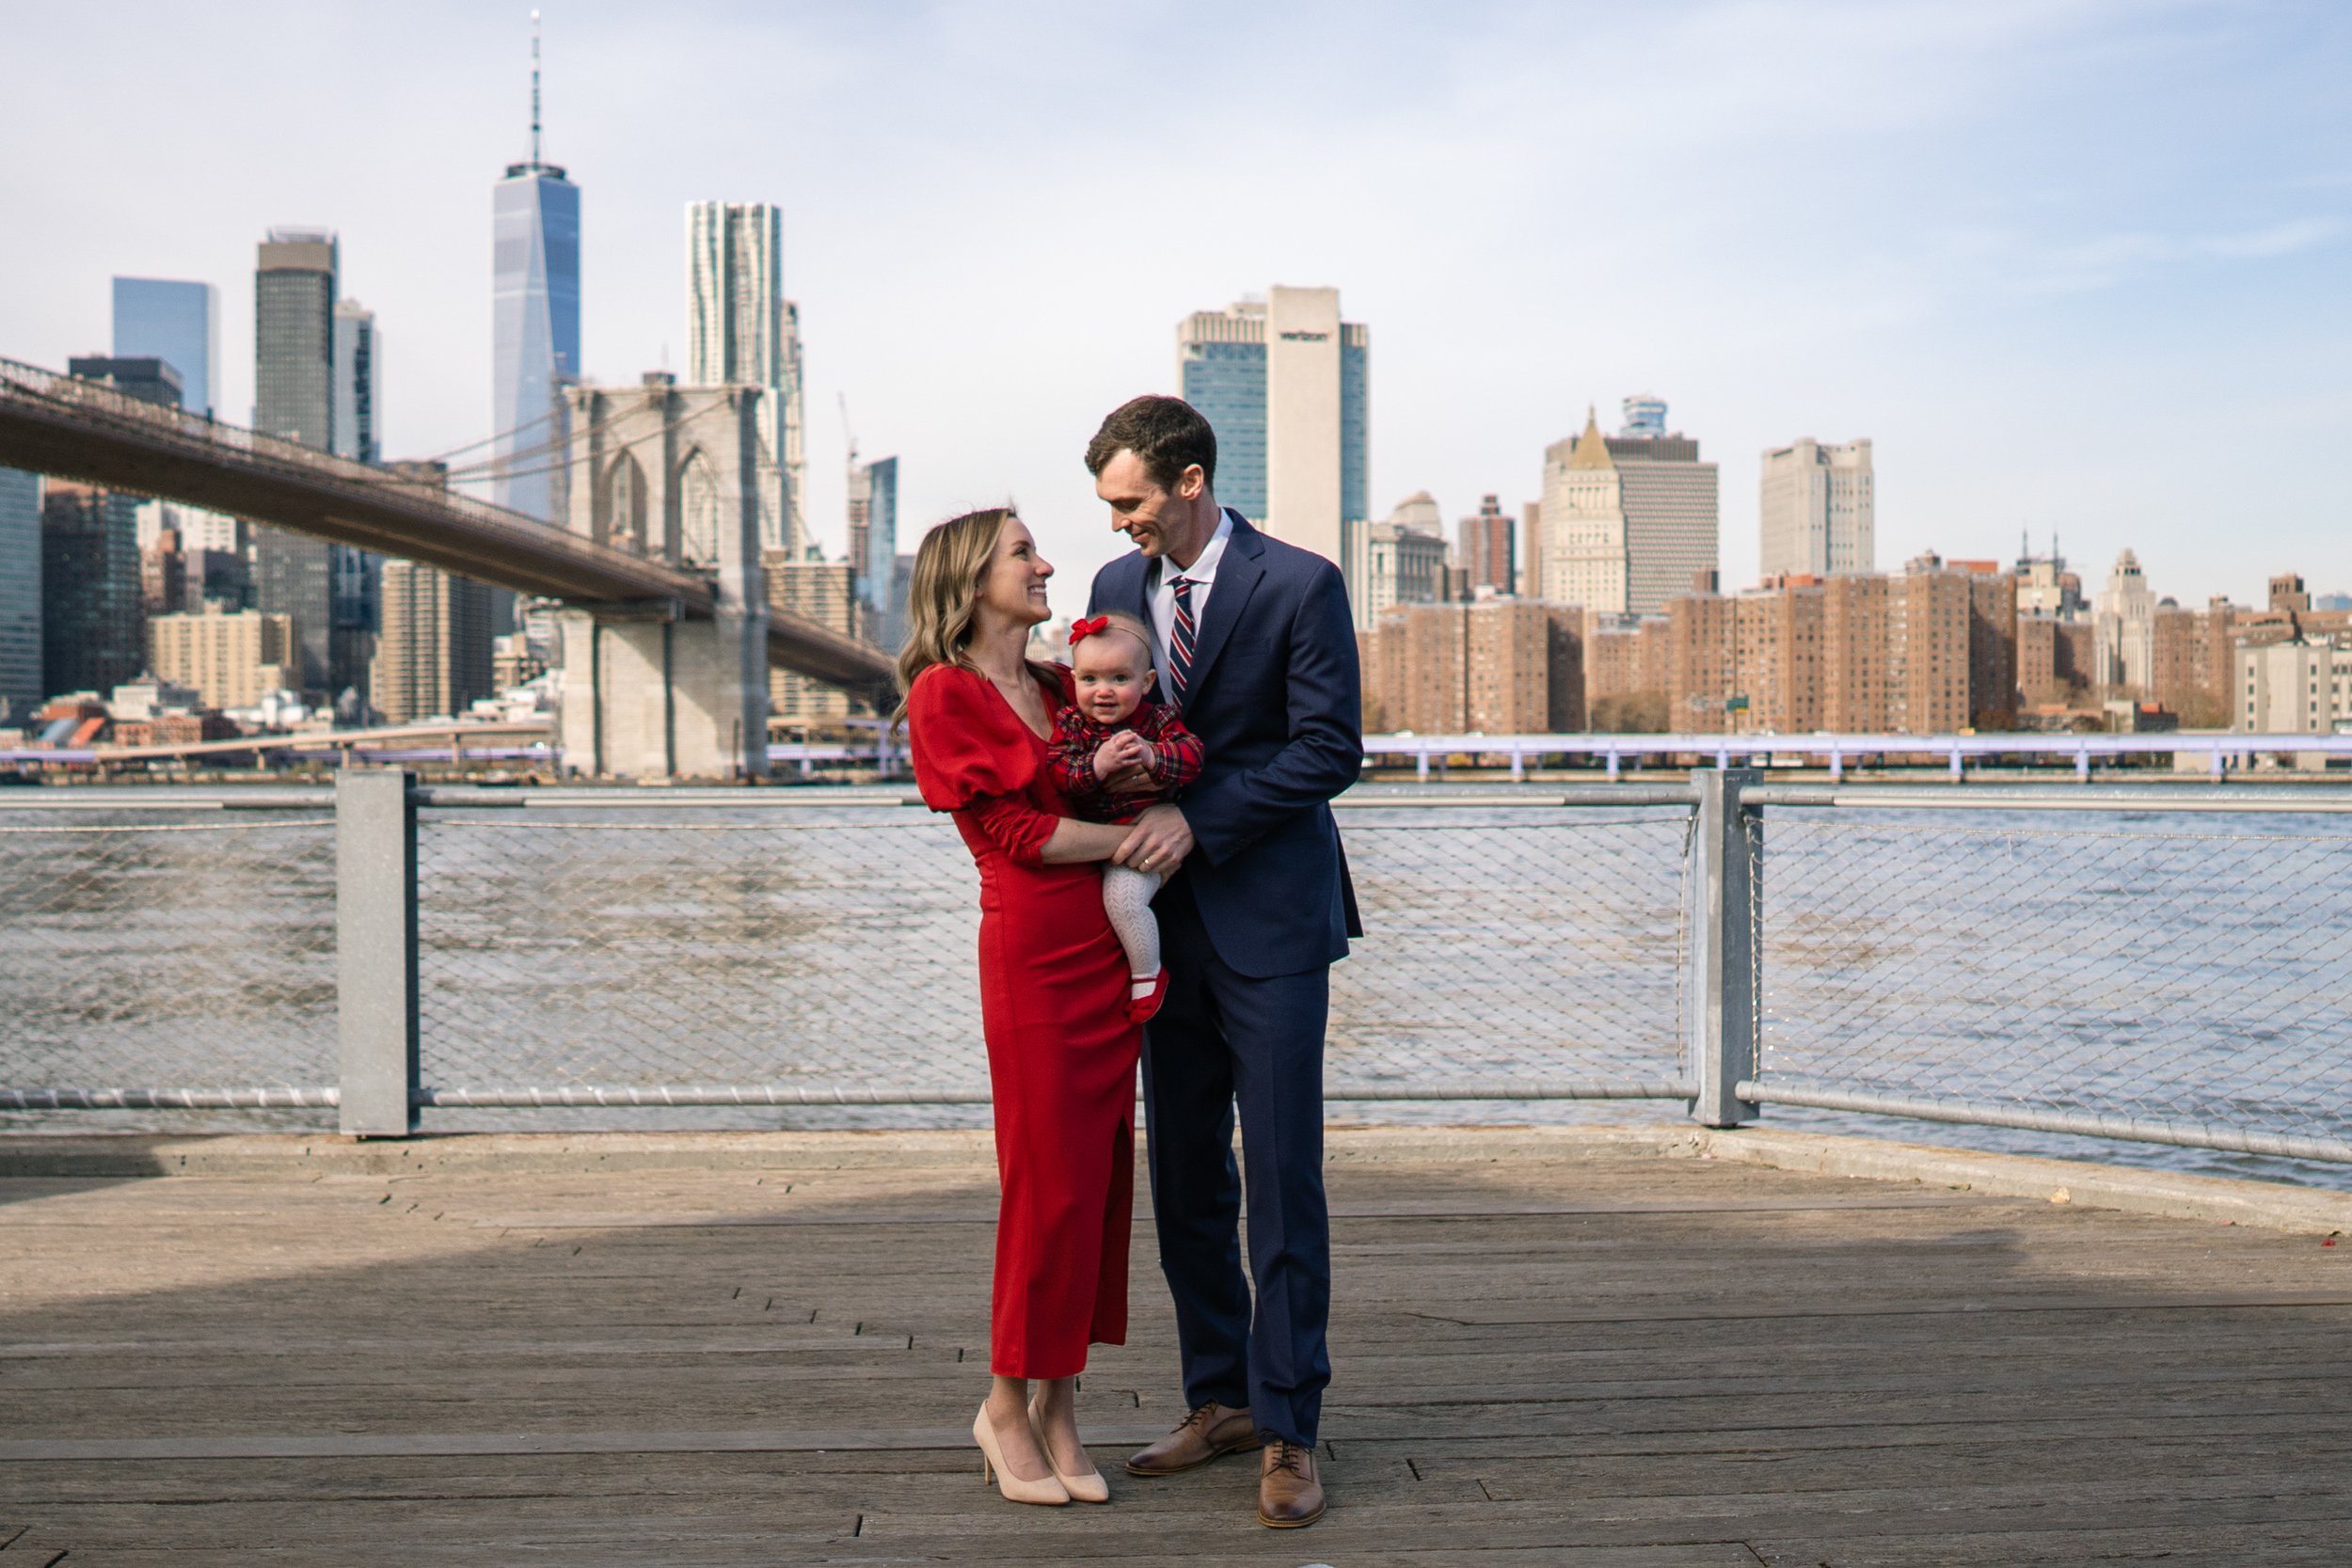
[3,774,2348,1166]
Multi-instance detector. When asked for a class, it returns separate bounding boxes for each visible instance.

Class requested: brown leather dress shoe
[1125,1402,1262,1476]
[1257,1438,1326,1528]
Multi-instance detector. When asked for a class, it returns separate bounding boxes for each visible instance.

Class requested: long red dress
[906,660,1140,1378]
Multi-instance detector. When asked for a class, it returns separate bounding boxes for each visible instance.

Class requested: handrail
[1365,731,2352,756]
[1744,783,2352,812]
[14,780,2352,813]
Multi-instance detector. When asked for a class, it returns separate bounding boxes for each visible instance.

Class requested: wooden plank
[6,1137,2351,1561]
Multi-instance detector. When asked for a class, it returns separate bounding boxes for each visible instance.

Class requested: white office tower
[2095,548,2157,692]
[1759,436,1874,578]
[687,201,803,556]
[1537,404,1719,617]
[1264,286,1348,570]
[1176,286,1369,578]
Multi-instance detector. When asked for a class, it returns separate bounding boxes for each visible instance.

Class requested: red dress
[906,661,1139,1378]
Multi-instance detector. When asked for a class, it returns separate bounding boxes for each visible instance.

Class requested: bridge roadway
[3,1124,2349,1563]
[0,358,897,706]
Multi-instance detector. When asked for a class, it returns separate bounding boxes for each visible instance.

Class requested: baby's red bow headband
[1068,615,1110,645]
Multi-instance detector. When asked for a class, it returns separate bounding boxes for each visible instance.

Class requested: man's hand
[1103,736,1163,796]
[1103,763,1158,796]
[1115,803,1194,875]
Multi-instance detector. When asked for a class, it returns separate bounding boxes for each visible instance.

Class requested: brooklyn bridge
[0,356,898,775]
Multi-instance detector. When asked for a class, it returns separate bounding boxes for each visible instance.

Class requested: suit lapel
[1181,513,1264,706]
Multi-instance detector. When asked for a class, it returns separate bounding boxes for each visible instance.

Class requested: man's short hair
[1084,395,1217,493]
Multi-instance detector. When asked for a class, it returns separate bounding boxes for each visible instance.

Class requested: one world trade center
[491,13,580,528]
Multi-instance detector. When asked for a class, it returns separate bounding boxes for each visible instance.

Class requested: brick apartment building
[1360,599,1583,734]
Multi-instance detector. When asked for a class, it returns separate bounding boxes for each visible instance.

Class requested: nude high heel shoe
[974,1404,1071,1506]
[1030,1395,1111,1503]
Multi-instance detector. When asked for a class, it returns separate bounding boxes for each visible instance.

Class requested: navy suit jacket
[1089,511,1362,979]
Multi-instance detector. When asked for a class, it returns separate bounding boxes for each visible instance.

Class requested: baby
[1047,611,1205,1022]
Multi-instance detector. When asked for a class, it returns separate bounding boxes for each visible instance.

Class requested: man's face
[1095,449,1201,560]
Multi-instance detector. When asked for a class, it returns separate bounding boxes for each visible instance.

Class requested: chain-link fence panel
[1331,806,1691,1092]
[1756,806,2352,1153]
[410,801,1693,1106]
[416,806,987,1096]
[0,811,339,1124]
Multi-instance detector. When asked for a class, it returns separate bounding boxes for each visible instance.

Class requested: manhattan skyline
[3,1,2345,621]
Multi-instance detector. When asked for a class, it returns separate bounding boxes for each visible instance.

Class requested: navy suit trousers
[1141,873,1332,1447]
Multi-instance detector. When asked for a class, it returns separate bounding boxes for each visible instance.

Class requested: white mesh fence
[410,802,1693,1102]
[0,809,337,1125]
[1755,806,2352,1153]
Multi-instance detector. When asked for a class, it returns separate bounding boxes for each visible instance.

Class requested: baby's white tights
[1102,863,1167,1002]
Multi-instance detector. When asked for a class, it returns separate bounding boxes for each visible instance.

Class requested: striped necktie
[1168,575,1199,704]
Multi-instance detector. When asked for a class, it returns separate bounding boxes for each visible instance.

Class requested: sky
[5,0,2347,618]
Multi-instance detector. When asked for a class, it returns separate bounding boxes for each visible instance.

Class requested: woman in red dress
[899,507,1162,1507]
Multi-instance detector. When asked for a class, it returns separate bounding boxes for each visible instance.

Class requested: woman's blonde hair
[894,507,1047,721]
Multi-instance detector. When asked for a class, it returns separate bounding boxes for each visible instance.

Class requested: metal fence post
[1688,767,1760,1128]
[337,768,420,1136]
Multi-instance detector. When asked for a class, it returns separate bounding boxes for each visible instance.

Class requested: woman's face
[978,515,1053,627]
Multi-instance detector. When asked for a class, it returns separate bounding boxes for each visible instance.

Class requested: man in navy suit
[1086,395,1360,1529]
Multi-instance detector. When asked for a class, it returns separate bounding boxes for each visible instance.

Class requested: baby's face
[1073,633,1150,724]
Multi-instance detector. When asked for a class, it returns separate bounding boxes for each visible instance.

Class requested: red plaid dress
[1046,698,1206,823]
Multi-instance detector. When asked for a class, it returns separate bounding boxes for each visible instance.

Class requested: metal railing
[4,774,2348,1169]
[1740,779,2352,1164]
[17,722,2348,778]
[1364,730,2352,782]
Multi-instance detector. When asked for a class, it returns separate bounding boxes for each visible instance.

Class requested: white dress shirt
[1147,508,1235,700]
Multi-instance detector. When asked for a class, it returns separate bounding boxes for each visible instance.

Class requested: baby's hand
[1092,730,1149,781]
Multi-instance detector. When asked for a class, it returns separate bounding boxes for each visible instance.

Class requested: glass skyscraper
[111,277,216,418]
[0,468,41,717]
[40,484,144,699]
[331,300,382,706]
[1179,333,1267,520]
[491,26,580,527]
[253,229,340,692]
[863,455,898,592]
[848,451,899,642]
[1340,331,1368,527]
[332,300,380,464]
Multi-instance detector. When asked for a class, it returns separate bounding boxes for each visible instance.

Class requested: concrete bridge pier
[555,599,767,781]
[554,377,772,782]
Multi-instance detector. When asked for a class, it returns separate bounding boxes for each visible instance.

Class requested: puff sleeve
[906,664,1062,863]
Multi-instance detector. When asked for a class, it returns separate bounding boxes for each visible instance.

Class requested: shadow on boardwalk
[4,1127,2352,1565]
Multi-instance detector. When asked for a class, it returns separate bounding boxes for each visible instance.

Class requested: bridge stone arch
[675,447,722,567]
[598,450,650,554]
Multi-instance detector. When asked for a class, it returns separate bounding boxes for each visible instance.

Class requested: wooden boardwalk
[5,1126,2352,1565]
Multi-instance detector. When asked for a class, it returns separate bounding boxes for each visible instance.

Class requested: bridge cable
[458,397,740,487]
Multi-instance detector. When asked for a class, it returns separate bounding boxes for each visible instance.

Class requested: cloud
[2198,216,2347,258]
[0,0,2344,609]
